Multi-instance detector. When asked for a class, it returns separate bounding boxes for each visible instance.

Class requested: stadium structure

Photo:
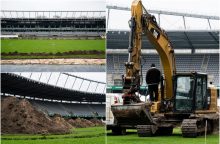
[1,73,106,119]
[1,10,105,38]
[106,6,220,123]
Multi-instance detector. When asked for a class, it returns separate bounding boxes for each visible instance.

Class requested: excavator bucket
[111,102,155,126]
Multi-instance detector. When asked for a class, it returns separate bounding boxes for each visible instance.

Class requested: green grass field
[107,128,219,144]
[1,39,105,59]
[1,127,219,144]
[1,127,105,144]
[1,39,105,53]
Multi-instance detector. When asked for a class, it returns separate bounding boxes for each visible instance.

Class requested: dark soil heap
[90,118,105,126]
[67,118,104,128]
[67,118,95,128]
[1,97,73,134]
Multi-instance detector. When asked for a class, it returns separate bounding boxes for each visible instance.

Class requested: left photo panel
[1,0,106,144]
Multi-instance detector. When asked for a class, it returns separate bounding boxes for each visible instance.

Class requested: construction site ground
[1,97,105,144]
[1,59,106,65]
[106,129,219,144]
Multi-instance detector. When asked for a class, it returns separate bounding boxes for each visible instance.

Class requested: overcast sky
[2,0,219,15]
[107,0,219,16]
[1,0,105,11]
[107,0,220,30]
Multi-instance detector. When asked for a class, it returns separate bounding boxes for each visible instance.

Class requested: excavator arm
[122,0,143,104]
[123,0,176,103]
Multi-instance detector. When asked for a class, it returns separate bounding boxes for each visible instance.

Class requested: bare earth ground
[0,59,106,65]
[1,97,104,134]
[1,97,73,134]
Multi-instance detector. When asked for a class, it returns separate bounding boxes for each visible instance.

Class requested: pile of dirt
[67,118,104,128]
[67,118,95,128]
[90,118,105,126]
[1,97,73,134]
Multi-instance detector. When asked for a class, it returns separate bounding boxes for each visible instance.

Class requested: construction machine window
[196,78,203,109]
[195,76,208,110]
[175,76,194,111]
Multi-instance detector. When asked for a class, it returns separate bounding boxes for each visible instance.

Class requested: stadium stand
[107,31,219,86]
[1,96,105,118]
[1,11,105,38]
[30,100,105,117]
[107,31,219,50]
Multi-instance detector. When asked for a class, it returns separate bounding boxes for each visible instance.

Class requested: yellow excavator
[108,0,219,137]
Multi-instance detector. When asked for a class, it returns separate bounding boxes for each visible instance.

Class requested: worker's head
[151,63,156,67]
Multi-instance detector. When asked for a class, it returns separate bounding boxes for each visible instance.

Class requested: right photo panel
[106,0,219,143]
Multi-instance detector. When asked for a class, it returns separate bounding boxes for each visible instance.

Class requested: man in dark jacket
[146,63,161,101]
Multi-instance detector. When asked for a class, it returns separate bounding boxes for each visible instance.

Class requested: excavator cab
[173,72,208,113]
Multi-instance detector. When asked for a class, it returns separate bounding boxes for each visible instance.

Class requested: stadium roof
[0,10,105,19]
[1,73,105,103]
[106,5,220,20]
[106,5,220,31]
[107,30,219,54]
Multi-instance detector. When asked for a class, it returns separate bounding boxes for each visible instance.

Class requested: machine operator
[146,63,161,102]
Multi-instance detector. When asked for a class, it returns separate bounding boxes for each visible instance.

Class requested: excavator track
[137,125,157,137]
[181,119,198,137]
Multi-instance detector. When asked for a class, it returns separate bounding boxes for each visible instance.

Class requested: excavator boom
[123,0,176,103]
[112,0,176,129]
[142,5,176,100]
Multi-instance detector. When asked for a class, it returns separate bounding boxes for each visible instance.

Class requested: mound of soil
[90,118,105,126]
[1,97,73,134]
[67,118,104,128]
[68,118,95,128]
